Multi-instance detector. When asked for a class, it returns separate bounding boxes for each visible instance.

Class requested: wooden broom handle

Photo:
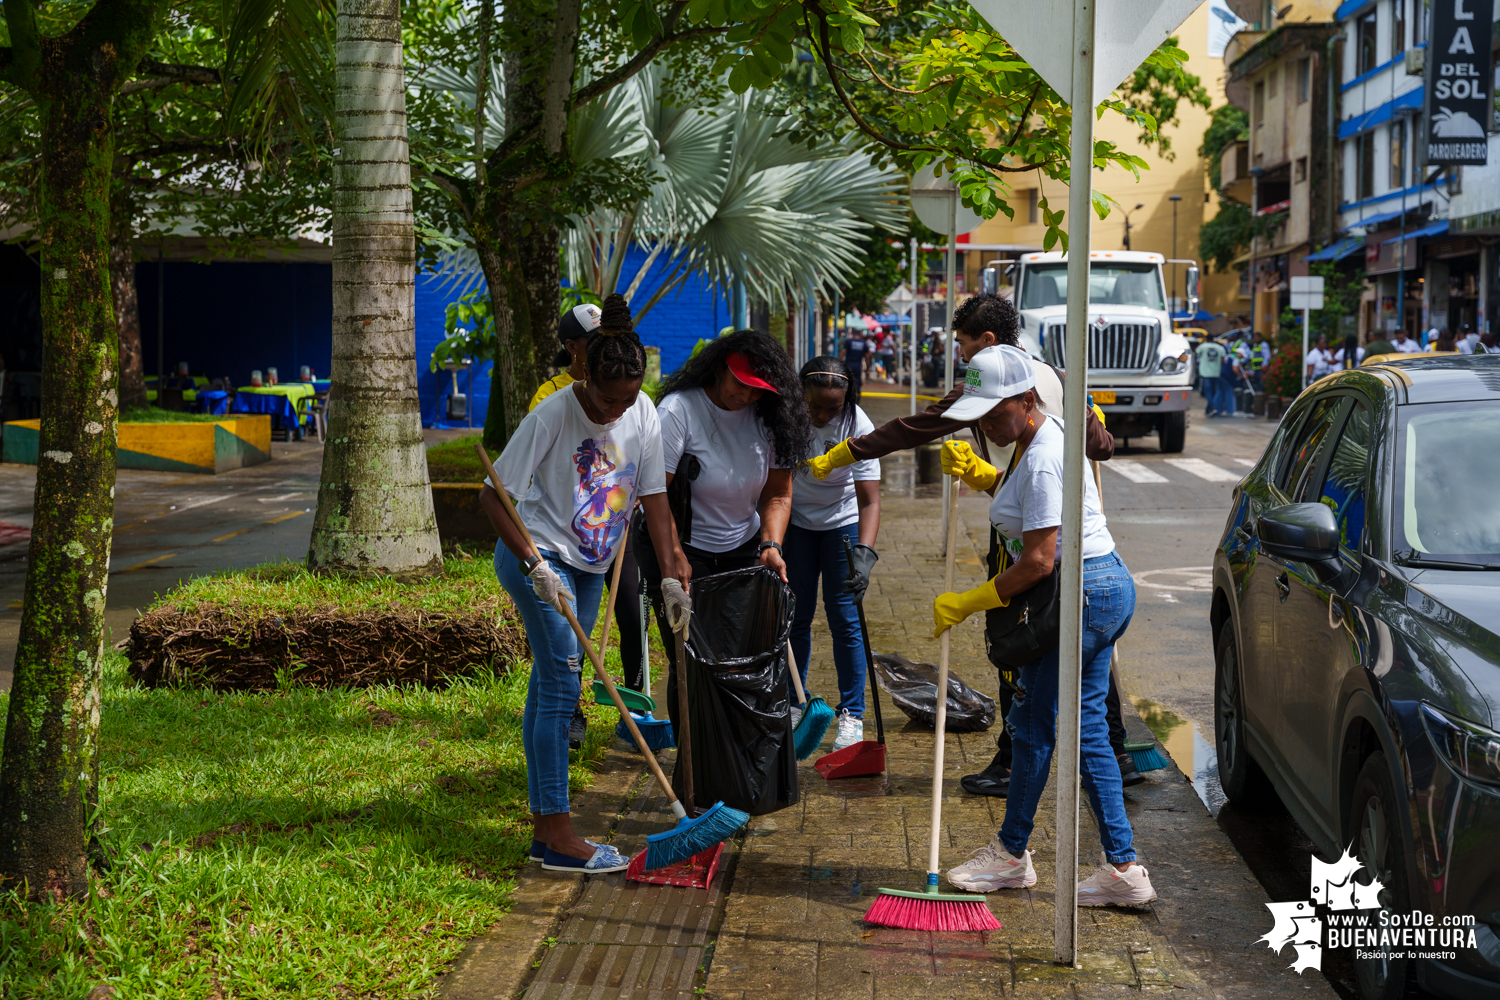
[475,443,685,816]
[786,640,808,706]
[597,518,630,664]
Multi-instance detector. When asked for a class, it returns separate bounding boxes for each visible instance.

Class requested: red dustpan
[815,567,887,779]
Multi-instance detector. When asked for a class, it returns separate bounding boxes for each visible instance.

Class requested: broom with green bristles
[865,480,1001,931]
[477,443,746,870]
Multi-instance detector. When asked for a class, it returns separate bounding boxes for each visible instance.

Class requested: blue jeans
[495,542,606,816]
[999,551,1137,864]
[1218,372,1239,414]
[784,522,865,717]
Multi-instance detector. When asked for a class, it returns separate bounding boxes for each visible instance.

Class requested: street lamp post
[1168,194,1182,312]
[1121,202,1145,251]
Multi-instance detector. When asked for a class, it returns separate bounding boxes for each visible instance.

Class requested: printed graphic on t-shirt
[572,437,635,565]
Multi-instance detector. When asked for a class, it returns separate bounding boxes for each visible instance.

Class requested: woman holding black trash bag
[635,330,812,736]
[480,295,690,873]
[932,344,1155,907]
[786,356,881,752]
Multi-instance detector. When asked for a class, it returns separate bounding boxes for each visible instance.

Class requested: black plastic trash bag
[677,567,799,816]
[872,652,995,732]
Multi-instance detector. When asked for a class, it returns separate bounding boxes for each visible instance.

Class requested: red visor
[725,351,778,394]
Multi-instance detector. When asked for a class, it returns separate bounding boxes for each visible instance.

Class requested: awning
[1346,207,1407,230]
[1335,0,1376,20]
[1303,236,1365,262]
[1381,220,1449,245]
[1338,87,1423,140]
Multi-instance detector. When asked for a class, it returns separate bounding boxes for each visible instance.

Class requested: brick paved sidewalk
[441,476,1336,999]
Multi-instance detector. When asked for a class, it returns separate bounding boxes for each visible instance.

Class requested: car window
[1276,396,1346,498]
[1394,400,1500,563]
[1315,401,1371,556]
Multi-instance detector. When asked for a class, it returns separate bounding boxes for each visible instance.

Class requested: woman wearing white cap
[932,344,1155,906]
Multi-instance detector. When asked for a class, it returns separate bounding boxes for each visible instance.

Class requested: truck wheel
[1159,411,1186,453]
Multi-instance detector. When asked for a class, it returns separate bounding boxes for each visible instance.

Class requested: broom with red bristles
[864,479,1001,932]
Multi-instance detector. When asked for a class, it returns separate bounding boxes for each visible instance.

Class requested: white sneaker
[831,710,864,751]
[789,705,803,730]
[946,834,1036,891]
[1076,853,1157,906]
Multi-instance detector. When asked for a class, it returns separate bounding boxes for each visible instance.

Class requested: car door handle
[1275,572,1290,601]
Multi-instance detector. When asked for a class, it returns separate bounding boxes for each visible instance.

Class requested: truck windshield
[1018,263,1165,311]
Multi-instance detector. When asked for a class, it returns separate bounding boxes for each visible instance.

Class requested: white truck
[996,250,1197,453]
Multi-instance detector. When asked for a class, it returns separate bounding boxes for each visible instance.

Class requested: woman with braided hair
[481,293,688,872]
[635,328,813,737]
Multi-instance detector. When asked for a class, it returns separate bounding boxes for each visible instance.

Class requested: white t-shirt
[989,415,1114,564]
[1308,348,1335,377]
[1392,336,1421,353]
[791,405,880,531]
[491,385,666,573]
[1456,334,1477,355]
[659,388,781,552]
[1333,346,1365,368]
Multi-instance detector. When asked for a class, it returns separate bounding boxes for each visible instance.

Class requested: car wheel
[1159,411,1186,453]
[1351,752,1420,1000]
[1214,621,1271,806]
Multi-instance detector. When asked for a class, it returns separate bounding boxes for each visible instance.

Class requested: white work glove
[661,578,692,633]
[528,558,574,611]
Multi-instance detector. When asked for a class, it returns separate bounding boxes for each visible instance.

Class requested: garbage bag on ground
[678,567,799,816]
[872,652,995,732]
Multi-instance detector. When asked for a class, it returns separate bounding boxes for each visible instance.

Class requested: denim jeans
[784,522,866,717]
[998,551,1138,864]
[495,542,606,816]
[1217,373,1239,414]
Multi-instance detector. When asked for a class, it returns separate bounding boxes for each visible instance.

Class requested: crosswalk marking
[1165,458,1242,482]
[1104,459,1170,484]
[1233,458,1256,467]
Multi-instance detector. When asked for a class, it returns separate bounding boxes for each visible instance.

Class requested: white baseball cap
[944,344,1037,422]
[558,303,603,344]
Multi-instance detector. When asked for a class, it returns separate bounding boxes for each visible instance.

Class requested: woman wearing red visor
[634,330,813,738]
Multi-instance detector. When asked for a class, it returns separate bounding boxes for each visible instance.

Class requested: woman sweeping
[635,329,811,734]
[786,356,880,751]
[481,295,689,873]
[933,345,1156,906]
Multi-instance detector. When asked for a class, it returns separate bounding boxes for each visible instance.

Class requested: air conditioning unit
[1405,48,1425,75]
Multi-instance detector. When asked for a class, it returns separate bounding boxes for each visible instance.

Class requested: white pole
[910,237,919,415]
[1056,0,1095,969]
[941,190,959,555]
[1302,307,1311,391]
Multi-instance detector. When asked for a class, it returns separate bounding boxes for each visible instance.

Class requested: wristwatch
[520,554,543,575]
[757,540,783,558]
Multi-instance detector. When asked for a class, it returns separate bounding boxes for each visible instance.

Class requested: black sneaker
[568,707,588,750]
[1116,751,1144,788]
[961,748,1011,797]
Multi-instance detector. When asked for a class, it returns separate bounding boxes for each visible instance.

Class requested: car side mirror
[1257,502,1344,584]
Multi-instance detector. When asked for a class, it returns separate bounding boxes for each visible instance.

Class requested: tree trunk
[0,41,122,901]
[110,188,147,410]
[476,231,521,451]
[308,0,442,578]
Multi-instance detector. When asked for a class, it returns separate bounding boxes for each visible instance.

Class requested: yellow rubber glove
[939,440,998,492]
[806,439,856,480]
[932,577,1009,638]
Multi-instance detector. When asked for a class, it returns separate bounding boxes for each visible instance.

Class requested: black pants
[985,530,1128,770]
[634,526,761,735]
[607,545,647,692]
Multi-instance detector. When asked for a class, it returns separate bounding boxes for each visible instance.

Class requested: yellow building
[963,2,1244,327]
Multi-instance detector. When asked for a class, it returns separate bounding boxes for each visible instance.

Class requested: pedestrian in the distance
[1305,333,1335,382]
[936,345,1154,906]
[1434,329,1458,353]
[481,294,689,873]
[1195,334,1228,416]
[1393,329,1422,353]
[1333,334,1364,370]
[635,329,811,736]
[842,333,868,390]
[786,356,881,752]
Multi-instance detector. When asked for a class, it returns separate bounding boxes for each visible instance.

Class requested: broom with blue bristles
[477,444,746,869]
[787,641,834,759]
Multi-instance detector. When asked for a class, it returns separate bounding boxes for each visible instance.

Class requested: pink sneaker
[1075,853,1157,906]
[946,835,1036,891]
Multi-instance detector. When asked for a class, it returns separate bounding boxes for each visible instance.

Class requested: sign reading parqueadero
[1425,0,1495,165]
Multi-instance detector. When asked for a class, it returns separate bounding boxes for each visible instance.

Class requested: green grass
[152,551,504,616]
[426,435,485,484]
[1,556,661,999]
[120,406,233,424]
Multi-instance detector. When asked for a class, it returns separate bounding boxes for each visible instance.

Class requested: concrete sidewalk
[446,468,1336,999]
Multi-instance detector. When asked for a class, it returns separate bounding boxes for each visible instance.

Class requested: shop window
[1358,10,1379,74]
[1297,58,1311,103]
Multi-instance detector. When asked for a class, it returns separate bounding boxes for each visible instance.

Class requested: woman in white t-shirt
[636,329,813,737]
[932,345,1155,907]
[482,295,688,875]
[1306,334,1336,381]
[787,356,881,753]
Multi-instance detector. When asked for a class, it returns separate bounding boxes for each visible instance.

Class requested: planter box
[431,482,498,546]
[2,416,271,474]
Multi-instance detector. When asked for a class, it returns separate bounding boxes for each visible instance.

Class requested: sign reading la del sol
[1425,0,1495,165]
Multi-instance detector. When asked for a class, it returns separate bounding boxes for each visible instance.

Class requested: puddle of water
[1129,697,1225,817]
